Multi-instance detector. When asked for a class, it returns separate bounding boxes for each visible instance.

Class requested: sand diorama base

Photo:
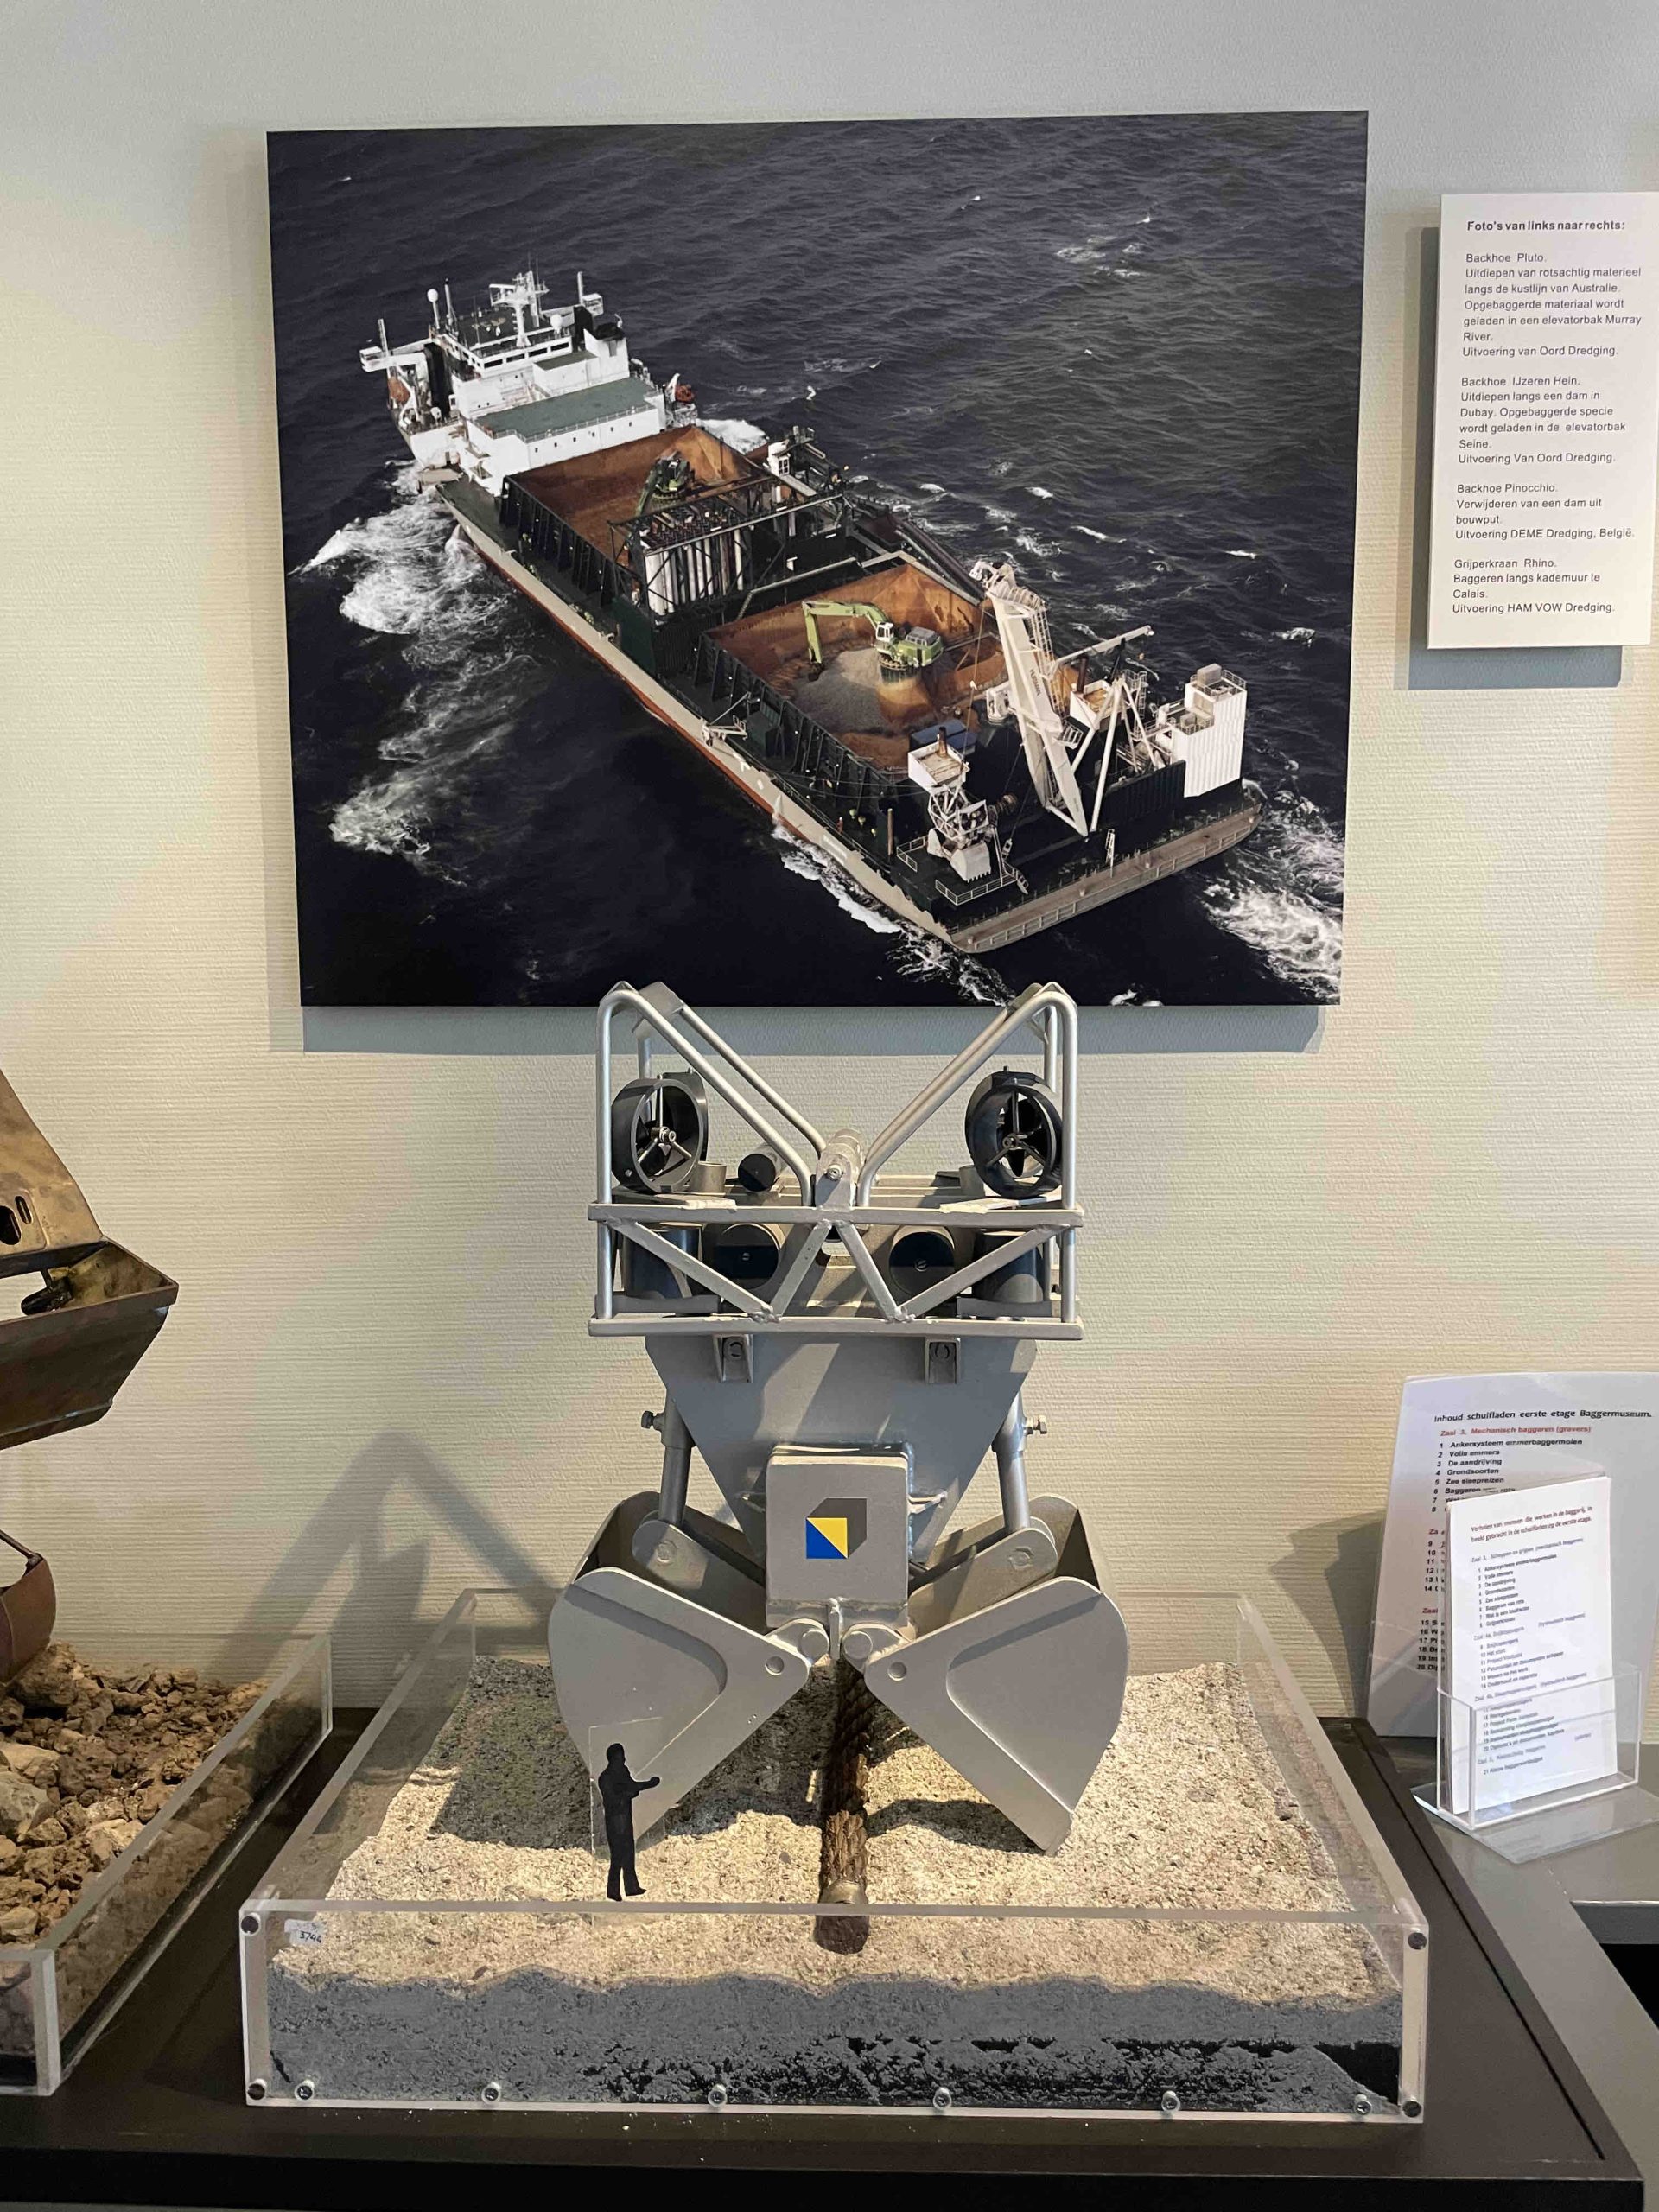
[264,1650,1405,2115]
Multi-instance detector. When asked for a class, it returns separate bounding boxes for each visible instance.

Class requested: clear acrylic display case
[240,1590,1427,2122]
[0,1629,331,2094]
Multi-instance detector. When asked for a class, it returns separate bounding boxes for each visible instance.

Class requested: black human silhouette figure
[598,1741,658,1900]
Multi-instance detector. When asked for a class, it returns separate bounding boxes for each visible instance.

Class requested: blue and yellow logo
[804,1497,867,1561]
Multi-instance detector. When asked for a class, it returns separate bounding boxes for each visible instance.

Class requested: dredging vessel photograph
[270,114,1365,1007]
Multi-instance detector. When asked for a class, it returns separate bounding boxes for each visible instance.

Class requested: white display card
[1366,1371,1659,1736]
[1446,1474,1615,1815]
[1427,190,1659,648]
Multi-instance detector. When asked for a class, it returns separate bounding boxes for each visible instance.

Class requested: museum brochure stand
[1416,1505,1659,1869]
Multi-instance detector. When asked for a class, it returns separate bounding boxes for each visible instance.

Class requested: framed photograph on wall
[268,113,1366,1008]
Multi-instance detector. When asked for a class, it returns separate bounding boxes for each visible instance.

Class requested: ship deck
[705,565,1007,772]
[513,424,765,564]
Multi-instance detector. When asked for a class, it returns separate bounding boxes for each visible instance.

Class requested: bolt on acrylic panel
[269,113,1366,1008]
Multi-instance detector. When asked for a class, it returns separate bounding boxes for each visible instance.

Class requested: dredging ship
[360,271,1260,954]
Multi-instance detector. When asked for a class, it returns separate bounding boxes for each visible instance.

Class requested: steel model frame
[590,979,1081,1340]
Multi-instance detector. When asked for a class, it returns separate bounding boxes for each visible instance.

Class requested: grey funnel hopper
[646,1332,1035,1562]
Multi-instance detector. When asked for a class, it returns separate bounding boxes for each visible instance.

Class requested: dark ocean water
[269,113,1365,1007]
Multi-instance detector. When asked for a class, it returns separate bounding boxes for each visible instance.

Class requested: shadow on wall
[232,1429,556,1701]
[1268,1511,1382,1717]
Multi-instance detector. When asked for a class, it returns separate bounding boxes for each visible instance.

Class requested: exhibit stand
[9,2,1659,2202]
[0,1712,1650,2208]
[0,1630,332,2097]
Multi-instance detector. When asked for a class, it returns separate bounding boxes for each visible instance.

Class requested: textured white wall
[3,0,1657,1709]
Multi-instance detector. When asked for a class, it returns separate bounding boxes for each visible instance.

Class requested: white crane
[972,560,1160,835]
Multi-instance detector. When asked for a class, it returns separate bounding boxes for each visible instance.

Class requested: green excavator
[633,451,697,518]
[802,599,944,683]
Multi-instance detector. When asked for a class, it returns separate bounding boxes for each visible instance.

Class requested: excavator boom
[634,452,696,520]
[802,598,944,680]
[802,599,893,664]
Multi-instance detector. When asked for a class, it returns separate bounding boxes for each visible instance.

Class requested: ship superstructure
[359,271,1260,954]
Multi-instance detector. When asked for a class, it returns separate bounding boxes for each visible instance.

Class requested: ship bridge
[361,269,658,487]
[442,270,620,378]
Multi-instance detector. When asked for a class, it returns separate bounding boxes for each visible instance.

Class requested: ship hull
[449,505,954,945]
[948,799,1261,954]
[448,495,1259,956]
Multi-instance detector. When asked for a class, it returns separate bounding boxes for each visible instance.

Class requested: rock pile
[0,1643,264,1946]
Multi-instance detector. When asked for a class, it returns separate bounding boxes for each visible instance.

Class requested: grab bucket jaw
[548,1490,1125,1851]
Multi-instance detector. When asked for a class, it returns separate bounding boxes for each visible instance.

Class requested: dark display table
[0,1716,1643,2209]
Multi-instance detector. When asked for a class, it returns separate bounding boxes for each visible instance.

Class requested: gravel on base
[266,1656,1402,2112]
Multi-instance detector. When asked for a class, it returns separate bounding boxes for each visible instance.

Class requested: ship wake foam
[772,827,906,936]
[1054,233,1121,268]
[890,935,1014,1005]
[303,467,531,875]
[700,417,770,455]
[303,464,506,667]
[326,658,530,876]
[770,828,1010,1006]
[1200,791,1344,1001]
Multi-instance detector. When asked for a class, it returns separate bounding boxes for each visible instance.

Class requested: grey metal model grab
[547,980,1128,1852]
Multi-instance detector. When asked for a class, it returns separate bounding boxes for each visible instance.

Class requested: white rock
[1,1742,60,1788]
[83,1818,143,1869]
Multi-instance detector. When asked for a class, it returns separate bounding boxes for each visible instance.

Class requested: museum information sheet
[1366,1371,1659,1736]
[1428,191,1659,648]
[1446,1475,1615,1815]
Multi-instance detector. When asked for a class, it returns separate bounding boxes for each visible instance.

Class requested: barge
[361,270,1260,953]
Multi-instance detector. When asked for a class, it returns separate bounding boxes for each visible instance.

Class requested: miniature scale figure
[548,980,1128,1854]
[598,1743,659,1901]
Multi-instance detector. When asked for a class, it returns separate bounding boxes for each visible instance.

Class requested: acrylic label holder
[1419,1660,1659,1865]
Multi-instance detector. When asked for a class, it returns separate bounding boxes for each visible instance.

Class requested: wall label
[1428,190,1659,649]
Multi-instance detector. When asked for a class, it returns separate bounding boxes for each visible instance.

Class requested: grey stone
[0,1904,39,1944]
[1,1742,60,1789]
[0,1770,51,1842]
